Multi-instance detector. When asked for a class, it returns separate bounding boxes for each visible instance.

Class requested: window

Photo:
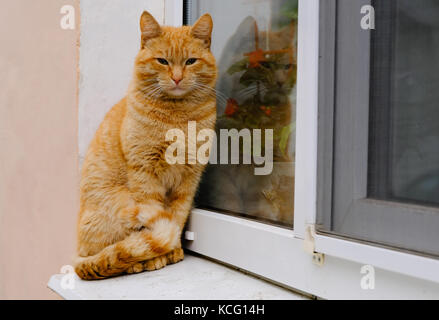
[183,0,439,298]
[186,0,298,228]
[317,0,439,258]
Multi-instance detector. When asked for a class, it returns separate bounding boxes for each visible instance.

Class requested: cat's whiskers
[194,88,227,107]
[142,84,159,93]
[237,83,270,101]
[149,86,163,99]
[139,82,164,100]
[140,80,227,106]
[237,86,258,100]
[192,82,228,106]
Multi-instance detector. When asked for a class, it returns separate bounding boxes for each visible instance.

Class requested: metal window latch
[184,231,196,241]
[303,224,325,266]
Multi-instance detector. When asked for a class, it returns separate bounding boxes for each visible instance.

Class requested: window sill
[47,253,307,300]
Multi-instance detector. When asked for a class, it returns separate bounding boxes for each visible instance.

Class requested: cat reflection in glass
[197,16,298,227]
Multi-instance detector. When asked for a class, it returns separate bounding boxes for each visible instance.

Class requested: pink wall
[0,0,79,299]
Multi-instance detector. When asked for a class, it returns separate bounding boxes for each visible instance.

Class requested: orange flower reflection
[260,106,271,116]
[245,48,266,68]
[225,98,239,116]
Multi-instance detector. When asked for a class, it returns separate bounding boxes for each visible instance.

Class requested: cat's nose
[172,77,182,85]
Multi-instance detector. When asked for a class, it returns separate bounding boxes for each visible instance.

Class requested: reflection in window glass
[192,0,298,227]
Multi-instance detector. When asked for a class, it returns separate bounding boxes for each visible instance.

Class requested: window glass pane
[189,0,298,227]
[368,0,439,207]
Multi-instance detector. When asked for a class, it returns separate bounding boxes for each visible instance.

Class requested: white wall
[78,0,166,163]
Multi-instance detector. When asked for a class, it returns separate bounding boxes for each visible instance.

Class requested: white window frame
[171,0,439,299]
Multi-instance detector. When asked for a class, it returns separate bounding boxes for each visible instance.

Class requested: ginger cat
[75,12,217,280]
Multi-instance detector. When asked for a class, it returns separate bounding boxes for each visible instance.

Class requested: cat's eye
[186,58,197,65]
[157,58,169,65]
[284,64,293,70]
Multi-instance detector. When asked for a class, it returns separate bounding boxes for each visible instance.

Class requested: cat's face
[255,24,297,97]
[134,12,217,100]
[222,18,297,107]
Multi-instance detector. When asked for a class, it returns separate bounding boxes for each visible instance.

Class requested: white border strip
[315,234,439,284]
[294,0,320,238]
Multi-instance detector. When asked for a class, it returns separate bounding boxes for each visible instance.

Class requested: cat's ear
[279,20,296,42]
[140,11,161,48]
[191,13,213,48]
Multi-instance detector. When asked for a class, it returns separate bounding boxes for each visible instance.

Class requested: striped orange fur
[75,12,217,280]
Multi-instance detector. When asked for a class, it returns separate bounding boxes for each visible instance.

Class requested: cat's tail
[74,219,181,280]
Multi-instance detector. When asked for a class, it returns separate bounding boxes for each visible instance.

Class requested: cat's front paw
[166,247,184,264]
[144,255,168,271]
